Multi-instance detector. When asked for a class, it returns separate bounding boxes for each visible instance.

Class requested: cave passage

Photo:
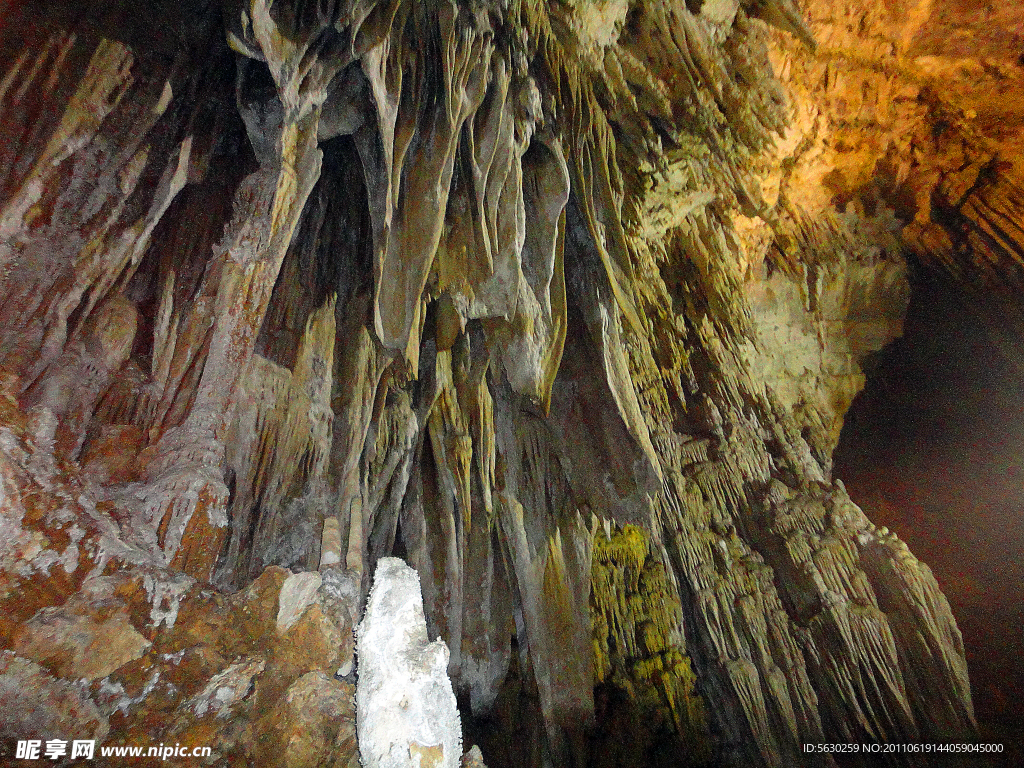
[834,268,1024,765]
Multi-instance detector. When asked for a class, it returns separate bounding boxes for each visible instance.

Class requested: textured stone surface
[13,590,152,681]
[1,0,1014,764]
[0,396,357,763]
[255,671,359,768]
[0,650,109,744]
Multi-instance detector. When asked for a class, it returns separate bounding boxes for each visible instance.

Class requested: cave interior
[1,0,1023,766]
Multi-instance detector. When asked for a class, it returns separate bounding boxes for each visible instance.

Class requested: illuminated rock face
[5,0,1019,764]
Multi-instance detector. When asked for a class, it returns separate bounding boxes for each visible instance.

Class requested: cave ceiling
[1,0,1020,765]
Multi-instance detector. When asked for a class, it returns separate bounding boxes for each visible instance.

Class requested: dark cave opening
[834,267,1024,765]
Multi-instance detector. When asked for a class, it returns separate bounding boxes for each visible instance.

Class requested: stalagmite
[357,557,463,768]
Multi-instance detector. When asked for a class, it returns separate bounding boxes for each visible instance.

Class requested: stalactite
[0,0,995,765]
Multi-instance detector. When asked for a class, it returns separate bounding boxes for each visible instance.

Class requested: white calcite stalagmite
[357,557,462,768]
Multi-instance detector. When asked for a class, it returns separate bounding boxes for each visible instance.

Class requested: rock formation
[2,0,1019,765]
[357,557,462,768]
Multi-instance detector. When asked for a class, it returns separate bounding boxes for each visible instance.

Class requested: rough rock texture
[1,0,1015,765]
[0,393,358,765]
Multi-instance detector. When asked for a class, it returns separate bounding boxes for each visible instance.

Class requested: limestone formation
[2,0,1018,764]
[357,557,463,768]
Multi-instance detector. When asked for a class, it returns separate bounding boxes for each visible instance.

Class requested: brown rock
[80,425,146,485]
[0,651,108,743]
[13,586,150,680]
[255,671,358,768]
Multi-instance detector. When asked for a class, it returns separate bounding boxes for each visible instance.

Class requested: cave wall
[836,270,1024,766]
[0,0,1001,765]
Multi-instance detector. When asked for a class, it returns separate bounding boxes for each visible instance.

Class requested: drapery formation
[0,0,988,765]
